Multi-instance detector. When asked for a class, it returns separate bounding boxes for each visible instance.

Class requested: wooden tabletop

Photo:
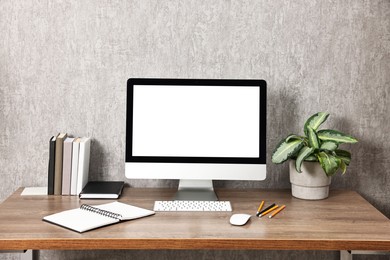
[0,188,389,251]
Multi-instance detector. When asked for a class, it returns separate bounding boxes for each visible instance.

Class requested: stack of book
[48,133,91,196]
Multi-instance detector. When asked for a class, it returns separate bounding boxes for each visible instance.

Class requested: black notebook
[43,201,155,233]
[47,135,56,195]
[79,181,124,199]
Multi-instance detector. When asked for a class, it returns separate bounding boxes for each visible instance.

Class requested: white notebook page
[94,202,155,220]
[43,208,119,233]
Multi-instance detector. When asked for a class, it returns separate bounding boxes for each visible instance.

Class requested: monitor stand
[174,179,218,201]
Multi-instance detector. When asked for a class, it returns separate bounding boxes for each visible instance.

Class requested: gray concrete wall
[1,1,389,259]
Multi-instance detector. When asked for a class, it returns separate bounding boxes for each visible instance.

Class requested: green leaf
[307,126,320,149]
[317,129,358,144]
[304,112,329,136]
[317,152,340,176]
[320,141,338,151]
[339,159,347,175]
[334,149,351,165]
[272,139,303,164]
[286,134,305,142]
[295,147,315,173]
[305,155,318,162]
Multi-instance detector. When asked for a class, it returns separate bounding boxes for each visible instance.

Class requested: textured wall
[0,0,389,259]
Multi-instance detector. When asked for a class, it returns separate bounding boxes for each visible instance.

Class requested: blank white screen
[132,85,260,158]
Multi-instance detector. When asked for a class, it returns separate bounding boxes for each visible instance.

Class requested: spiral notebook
[43,202,155,233]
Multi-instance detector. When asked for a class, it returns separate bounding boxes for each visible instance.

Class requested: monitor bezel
[126,78,266,164]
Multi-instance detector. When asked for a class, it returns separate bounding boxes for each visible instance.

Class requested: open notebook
[43,201,155,233]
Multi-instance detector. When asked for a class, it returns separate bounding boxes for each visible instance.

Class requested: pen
[256,203,275,217]
[259,205,279,218]
[269,205,286,219]
[256,201,265,216]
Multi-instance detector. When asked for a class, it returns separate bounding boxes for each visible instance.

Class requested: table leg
[341,250,390,260]
[340,250,352,260]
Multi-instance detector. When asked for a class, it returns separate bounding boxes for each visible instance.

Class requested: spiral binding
[80,204,123,220]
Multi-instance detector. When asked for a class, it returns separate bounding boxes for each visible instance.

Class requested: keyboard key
[154,200,232,212]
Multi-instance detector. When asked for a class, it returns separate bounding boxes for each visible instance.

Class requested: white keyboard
[154,200,232,212]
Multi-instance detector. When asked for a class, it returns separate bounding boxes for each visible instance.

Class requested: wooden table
[0,188,389,259]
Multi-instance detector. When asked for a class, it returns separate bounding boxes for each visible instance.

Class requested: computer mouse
[229,214,251,226]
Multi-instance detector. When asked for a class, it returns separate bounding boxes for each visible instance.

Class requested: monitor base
[174,179,218,201]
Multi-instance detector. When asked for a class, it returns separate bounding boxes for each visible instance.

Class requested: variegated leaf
[304,112,329,136]
[318,129,358,144]
[272,139,303,164]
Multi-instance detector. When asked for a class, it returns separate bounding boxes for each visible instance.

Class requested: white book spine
[76,137,91,195]
[62,137,74,195]
[70,138,80,195]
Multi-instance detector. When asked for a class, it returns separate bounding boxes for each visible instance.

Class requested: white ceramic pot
[289,160,331,200]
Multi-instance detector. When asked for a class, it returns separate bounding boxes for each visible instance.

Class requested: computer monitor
[126,78,267,201]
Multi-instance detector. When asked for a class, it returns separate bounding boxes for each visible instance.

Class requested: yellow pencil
[259,205,279,217]
[256,201,265,215]
[268,205,286,219]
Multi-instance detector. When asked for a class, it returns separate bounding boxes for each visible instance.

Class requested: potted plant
[271,112,358,200]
